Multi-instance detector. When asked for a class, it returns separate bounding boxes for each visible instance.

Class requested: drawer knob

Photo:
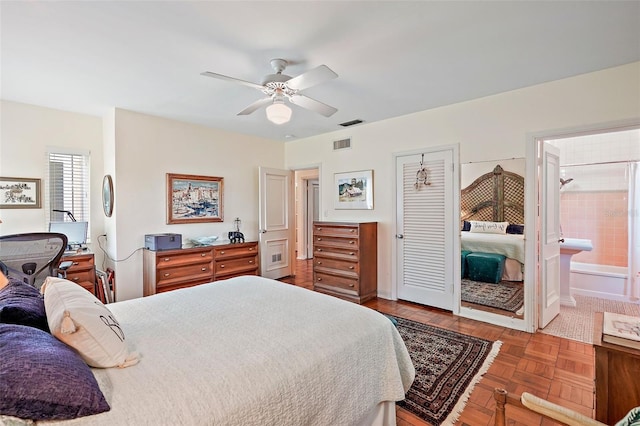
[317,277,322,281]
[349,241,355,244]
[164,273,170,277]
[220,251,225,255]
[317,237,322,241]
[317,248,322,252]
[349,252,355,255]
[201,267,206,271]
[201,253,206,257]
[350,229,355,233]
[73,277,79,281]
[249,247,254,251]
[163,258,170,262]
[317,227,322,231]
[249,260,254,264]
[220,264,225,268]
[317,261,322,265]
[73,262,79,266]
[349,283,354,287]
[349,266,354,269]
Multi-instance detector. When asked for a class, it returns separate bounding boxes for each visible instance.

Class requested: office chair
[0,232,70,289]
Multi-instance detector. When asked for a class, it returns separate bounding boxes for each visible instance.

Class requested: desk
[59,252,97,296]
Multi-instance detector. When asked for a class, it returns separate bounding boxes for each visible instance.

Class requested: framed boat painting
[167,173,223,224]
[334,170,373,210]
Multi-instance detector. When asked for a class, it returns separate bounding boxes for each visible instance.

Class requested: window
[45,148,90,239]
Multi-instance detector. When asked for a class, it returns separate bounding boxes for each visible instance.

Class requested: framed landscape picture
[0,177,41,209]
[167,173,223,224]
[334,170,373,210]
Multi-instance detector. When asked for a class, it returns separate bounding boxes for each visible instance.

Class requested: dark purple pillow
[0,323,110,420]
[0,278,49,332]
[506,224,525,234]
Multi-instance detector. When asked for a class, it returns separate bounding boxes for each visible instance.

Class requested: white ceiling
[2,1,639,141]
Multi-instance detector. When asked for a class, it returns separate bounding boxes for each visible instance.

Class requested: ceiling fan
[201,59,338,124]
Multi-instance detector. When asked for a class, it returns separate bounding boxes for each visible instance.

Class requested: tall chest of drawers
[143,241,259,295]
[312,221,377,304]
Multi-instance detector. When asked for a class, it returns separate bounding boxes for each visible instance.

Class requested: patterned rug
[461,278,524,314]
[541,294,640,344]
[391,316,502,425]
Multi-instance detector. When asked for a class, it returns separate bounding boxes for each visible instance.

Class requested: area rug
[461,278,524,314]
[541,294,640,344]
[391,316,502,425]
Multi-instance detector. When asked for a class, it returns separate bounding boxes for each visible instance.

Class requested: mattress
[41,276,414,425]
[461,232,525,265]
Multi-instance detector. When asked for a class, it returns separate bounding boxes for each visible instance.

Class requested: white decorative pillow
[469,221,509,234]
[41,277,139,368]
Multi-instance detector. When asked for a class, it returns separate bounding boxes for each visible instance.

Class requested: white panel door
[539,142,561,328]
[396,149,454,310]
[259,167,294,279]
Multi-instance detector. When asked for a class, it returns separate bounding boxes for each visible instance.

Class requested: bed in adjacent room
[461,164,525,282]
[0,275,415,426]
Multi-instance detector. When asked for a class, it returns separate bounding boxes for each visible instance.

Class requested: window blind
[45,150,90,230]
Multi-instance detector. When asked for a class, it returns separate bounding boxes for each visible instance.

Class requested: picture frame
[334,170,373,210]
[167,173,224,224]
[0,176,41,209]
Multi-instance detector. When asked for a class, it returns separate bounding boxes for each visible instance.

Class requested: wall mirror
[460,159,526,325]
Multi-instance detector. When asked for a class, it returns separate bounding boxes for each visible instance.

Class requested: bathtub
[569,262,630,301]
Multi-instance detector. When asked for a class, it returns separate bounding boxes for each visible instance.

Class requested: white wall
[108,109,284,301]
[284,62,640,299]
[0,101,104,263]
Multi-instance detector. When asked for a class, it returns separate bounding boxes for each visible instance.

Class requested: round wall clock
[102,175,114,217]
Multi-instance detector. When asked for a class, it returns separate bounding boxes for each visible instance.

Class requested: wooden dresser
[312,221,377,304]
[143,241,259,295]
[593,311,640,424]
[59,252,97,295]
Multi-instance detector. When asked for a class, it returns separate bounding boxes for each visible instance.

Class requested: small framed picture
[0,177,42,209]
[167,173,223,224]
[334,170,373,210]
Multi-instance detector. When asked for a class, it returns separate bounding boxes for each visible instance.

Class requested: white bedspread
[43,276,414,426]
[461,232,525,264]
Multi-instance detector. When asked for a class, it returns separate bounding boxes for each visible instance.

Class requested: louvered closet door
[396,150,454,310]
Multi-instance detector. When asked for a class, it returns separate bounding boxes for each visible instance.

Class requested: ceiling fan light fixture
[265,100,292,125]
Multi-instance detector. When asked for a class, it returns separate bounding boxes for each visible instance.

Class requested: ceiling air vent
[339,119,363,127]
[333,138,351,151]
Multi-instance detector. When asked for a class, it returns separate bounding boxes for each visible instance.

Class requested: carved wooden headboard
[461,165,524,224]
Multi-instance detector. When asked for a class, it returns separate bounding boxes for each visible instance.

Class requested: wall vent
[333,138,351,150]
[271,253,282,263]
[339,119,363,127]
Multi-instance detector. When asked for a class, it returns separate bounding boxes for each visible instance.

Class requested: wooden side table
[593,311,640,424]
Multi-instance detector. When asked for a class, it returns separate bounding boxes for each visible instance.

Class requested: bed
[1,275,415,425]
[461,164,525,281]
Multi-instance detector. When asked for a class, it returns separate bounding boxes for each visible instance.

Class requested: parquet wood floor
[279,259,595,426]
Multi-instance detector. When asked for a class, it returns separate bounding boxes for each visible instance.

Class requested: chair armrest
[521,392,605,426]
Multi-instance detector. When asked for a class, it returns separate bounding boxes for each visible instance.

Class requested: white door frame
[525,118,640,333]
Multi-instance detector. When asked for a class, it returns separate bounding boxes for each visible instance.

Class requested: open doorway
[294,168,320,260]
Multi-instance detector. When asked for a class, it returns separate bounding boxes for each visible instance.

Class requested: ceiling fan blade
[201,71,264,90]
[237,97,273,115]
[289,94,337,117]
[286,65,338,91]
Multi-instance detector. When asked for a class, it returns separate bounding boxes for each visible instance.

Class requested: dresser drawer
[155,249,213,269]
[64,255,94,271]
[156,262,213,288]
[313,257,359,274]
[215,256,258,276]
[314,246,359,261]
[314,272,359,295]
[65,270,95,286]
[314,235,359,249]
[313,225,359,238]
[214,243,258,260]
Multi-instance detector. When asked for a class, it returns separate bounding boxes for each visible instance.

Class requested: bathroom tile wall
[552,129,639,267]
